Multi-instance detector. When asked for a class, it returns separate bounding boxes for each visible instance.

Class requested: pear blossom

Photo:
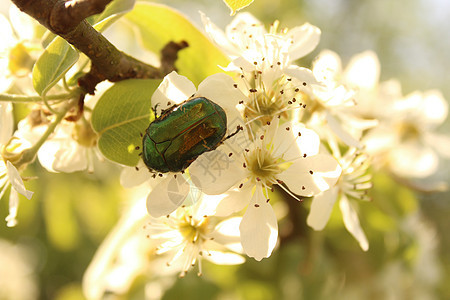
[0,239,38,300]
[201,12,320,127]
[201,12,320,84]
[363,89,450,178]
[307,138,372,251]
[306,50,383,148]
[83,187,244,299]
[144,187,245,277]
[120,71,247,218]
[189,117,341,260]
[83,191,173,300]
[15,83,111,174]
[0,5,41,93]
[0,102,33,227]
[17,115,102,173]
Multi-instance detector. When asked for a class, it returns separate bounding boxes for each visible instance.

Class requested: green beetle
[142,97,238,173]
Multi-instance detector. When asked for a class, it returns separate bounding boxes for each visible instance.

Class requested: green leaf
[91,0,136,32]
[91,79,160,166]
[223,0,254,15]
[125,3,230,85]
[32,37,79,96]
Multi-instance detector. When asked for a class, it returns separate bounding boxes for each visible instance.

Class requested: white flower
[0,102,33,227]
[308,50,382,147]
[0,5,41,92]
[189,118,341,260]
[83,191,167,300]
[144,187,245,277]
[202,12,320,127]
[201,12,320,85]
[363,89,450,178]
[0,238,38,300]
[83,187,244,299]
[307,141,371,251]
[15,84,109,174]
[121,71,247,218]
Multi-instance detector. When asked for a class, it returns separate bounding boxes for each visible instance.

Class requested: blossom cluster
[0,5,448,299]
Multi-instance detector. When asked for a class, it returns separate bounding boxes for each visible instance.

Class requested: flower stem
[0,93,74,103]
[18,102,73,166]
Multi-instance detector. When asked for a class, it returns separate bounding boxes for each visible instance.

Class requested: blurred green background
[1,0,449,299]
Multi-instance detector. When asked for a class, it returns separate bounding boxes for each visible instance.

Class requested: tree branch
[11,0,187,94]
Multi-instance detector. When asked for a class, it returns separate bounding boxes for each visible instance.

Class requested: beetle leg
[202,139,211,150]
[223,125,243,141]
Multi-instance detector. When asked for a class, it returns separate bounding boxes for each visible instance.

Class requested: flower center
[244,90,289,125]
[178,215,210,243]
[397,122,420,142]
[8,43,35,77]
[72,121,98,148]
[240,71,307,128]
[246,147,282,187]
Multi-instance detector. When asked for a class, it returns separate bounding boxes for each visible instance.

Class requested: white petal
[418,90,448,127]
[283,65,319,85]
[306,187,339,230]
[0,102,13,144]
[227,56,255,73]
[363,125,398,155]
[196,73,246,132]
[9,4,36,41]
[273,123,320,159]
[286,23,321,61]
[225,12,265,40]
[205,251,245,265]
[211,216,244,253]
[0,14,15,52]
[5,188,19,227]
[312,50,342,84]
[37,139,60,172]
[389,144,438,178]
[6,160,33,199]
[239,187,278,261]
[151,71,196,111]
[344,51,380,90]
[146,175,189,217]
[339,195,369,251]
[325,112,362,148]
[190,192,228,218]
[215,186,253,216]
[120,161,151,188]
[200,11,240,57]
[425,132,450,159]
[279,154,341,196]
[83,198,149,300]
[53,142,88,172]
[189,144,246,195]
